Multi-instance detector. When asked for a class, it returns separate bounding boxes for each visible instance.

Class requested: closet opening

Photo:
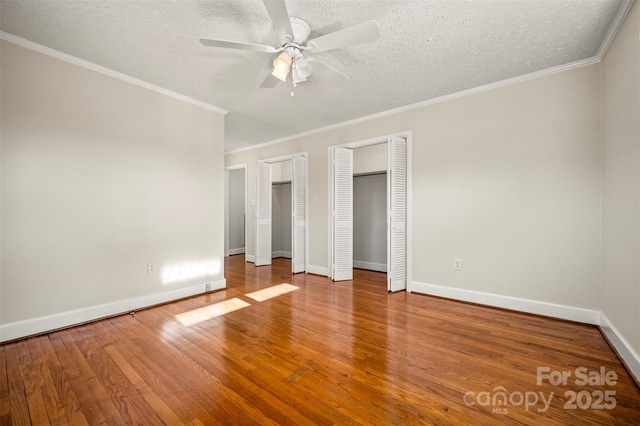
[255,153,308,273]
[353,144,388,276]
[272,160,292,260]
[329,134,411,292]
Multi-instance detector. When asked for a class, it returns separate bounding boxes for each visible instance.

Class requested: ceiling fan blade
[199,38,278,53]
[308,57,351,80]
[307,21,380,53]
[263,0,294,42]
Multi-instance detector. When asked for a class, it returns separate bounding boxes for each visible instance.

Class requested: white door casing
[255,161,272,266]
[332,147,353,281]
[292,154,307,273]
[387,137,407,292]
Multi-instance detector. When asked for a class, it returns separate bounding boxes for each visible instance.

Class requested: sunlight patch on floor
[175,297,250,326]
[244,283,299,302]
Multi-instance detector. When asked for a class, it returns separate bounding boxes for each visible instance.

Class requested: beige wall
[227,63,602,310]
[353,143,387,174]
[1,41,226,326]
[602,3,640,356]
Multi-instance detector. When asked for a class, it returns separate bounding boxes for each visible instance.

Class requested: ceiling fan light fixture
[292,64,307,85]
[272,51,293,82]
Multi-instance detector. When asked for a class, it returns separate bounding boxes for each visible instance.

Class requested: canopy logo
[463,366,618,415]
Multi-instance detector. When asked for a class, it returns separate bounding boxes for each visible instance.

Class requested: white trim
[307,265,330,276]
[224,169,230,257]
[353,261,387,273]
[595,0,636,60]
[0,31,228,116]
[228,248,246,255]
[599,313,640,383]
[406,132,413,293]
[226,59,600,155]
[0,279,226,343]
[272,251,292,259]
[411,281,601,325]
[246,254,256,263]
[225,163,249,171]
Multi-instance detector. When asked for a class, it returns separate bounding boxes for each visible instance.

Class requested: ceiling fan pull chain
[290,61,297,96]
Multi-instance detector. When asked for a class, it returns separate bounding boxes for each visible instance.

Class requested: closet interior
[272,160,292,259]
[353,143,388,273]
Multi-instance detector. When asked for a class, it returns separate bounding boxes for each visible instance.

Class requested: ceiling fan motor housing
[283,16,311,45]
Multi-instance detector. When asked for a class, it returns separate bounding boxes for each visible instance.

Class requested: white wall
[601,2,640,372]
[353,173,387,271]
[272,159,292,183]
[353,143,387,174]
[226,63,602,312]
[228,168,245,253]
[0,40,226,338]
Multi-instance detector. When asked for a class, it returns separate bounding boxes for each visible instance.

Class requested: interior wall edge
[0,278,226,343]
[599,313,640,384]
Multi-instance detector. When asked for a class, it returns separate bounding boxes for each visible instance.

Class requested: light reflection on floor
[174,283,299,326]
[175,297,250,326]
[245,283,299,302]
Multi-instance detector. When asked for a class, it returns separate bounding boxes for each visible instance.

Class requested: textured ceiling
[0,0,626,152]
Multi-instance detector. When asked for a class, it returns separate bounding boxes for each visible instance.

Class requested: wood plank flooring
[2,255,639,425]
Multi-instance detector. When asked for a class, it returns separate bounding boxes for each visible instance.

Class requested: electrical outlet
[453,259,462,271]
[147,262,157,274]
[205,283,211,292]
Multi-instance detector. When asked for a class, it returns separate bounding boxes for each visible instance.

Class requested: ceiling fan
[199,0,380,90]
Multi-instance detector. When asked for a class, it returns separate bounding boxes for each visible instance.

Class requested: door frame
[256,152,309,273]
[225,164,247,257]
[327,131,413,291]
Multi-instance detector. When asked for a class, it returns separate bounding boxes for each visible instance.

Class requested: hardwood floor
[2,255,639,425]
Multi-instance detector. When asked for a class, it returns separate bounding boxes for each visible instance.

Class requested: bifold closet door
[292,154,307,273]
[387,137,407,291]
[255,162,272,266]
[332,148,353,281]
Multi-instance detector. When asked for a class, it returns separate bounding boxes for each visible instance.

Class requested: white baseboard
[272,251,292,259]
[228,247,245,255]
[307,264,330,276]
[0,278,226,343]
[411,281,600,325]
[246,255,255,263]
[599,313,640,383]
[353,260,387,272]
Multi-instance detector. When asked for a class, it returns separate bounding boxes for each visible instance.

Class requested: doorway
[353,171,387,273]
[225,165,247,257]
[272,161,292,260]
[328,134,411,292]
[255,153,308,273]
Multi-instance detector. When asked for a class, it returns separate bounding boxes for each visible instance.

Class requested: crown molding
[0,31,228,116]
[596,0,635,60]
[226,0,635,155]
[225,56,599,155]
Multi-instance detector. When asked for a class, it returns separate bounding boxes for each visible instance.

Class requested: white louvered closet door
[388,137,407,292]
[292,154,307,273]
[333,148,353,281]
[255,161,272,266]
